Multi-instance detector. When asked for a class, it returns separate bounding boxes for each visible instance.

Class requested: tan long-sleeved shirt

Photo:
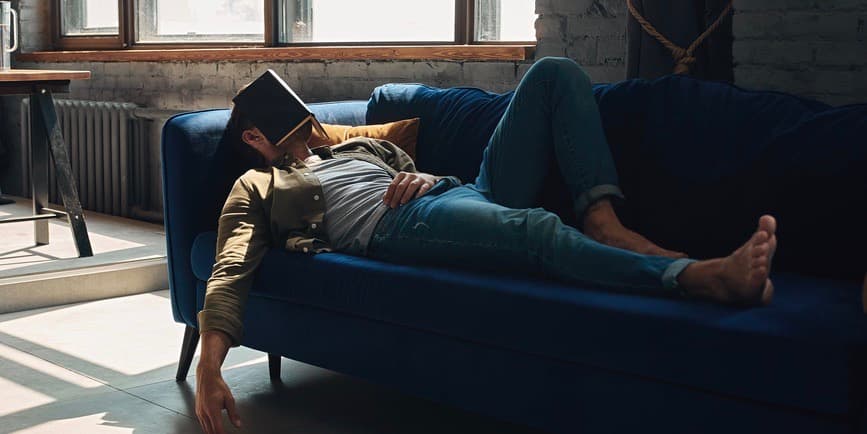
[199,137,462,346]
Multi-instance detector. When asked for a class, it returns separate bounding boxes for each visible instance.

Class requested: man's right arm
[199,173,271,346]
[196,172,271,433]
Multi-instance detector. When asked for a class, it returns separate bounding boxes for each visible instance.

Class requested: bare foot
[678,215,777,306]
[583,199,687,259]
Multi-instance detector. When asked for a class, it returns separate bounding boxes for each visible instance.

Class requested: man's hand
[383,172,440,209]
[195,331,239,434]
[196,366,240,434]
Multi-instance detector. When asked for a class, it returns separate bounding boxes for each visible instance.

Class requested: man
[194,57,778,434]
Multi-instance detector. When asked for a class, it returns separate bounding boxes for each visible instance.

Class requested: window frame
[51,0,534,50]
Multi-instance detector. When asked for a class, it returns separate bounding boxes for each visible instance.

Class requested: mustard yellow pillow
[309,118,420,159]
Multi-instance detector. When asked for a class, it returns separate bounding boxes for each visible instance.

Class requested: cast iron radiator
[20,98,149,218]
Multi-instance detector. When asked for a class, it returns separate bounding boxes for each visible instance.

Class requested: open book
[232,69,328,147]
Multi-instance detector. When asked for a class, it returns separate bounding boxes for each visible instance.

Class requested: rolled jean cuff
[662,258,698,292]
[574,184,625,219]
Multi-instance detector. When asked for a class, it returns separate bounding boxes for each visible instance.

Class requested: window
[53,0,536,49]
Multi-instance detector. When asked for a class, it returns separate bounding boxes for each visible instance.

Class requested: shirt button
[303,247,309,253]
[313,195,320,201]
[311,223,318,229]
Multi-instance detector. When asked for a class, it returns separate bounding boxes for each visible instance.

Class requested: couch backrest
[161,101,368,325]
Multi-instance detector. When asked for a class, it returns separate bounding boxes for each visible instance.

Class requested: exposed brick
[324,61,370,79]
[733,0,817,12]
[536,15,567,40]
[411,61,463,83]
[733,40,815,65]
[813,41,867,65]
[565,36,599,65]
[567,15,625,38]
[537,0,593,16]
[462,62,517,85]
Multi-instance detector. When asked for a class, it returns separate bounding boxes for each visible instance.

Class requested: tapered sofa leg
[176,325,199,382]
[268,354,281,381]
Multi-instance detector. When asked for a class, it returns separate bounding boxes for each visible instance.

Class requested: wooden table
[0,69,93,257]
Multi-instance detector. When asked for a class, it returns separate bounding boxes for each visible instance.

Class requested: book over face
[232,69,327,147]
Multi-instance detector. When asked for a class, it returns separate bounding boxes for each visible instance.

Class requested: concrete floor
[0,197,167,313]
[0,290,545,434]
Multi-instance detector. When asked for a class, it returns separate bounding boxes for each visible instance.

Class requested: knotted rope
[626,0,734,74]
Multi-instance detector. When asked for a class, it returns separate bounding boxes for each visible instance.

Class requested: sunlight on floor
[11,412,134,434]
[0,342,103,388]
[0,293,184,377]
[0,376,55,418]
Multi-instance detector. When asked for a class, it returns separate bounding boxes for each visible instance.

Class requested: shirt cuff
[197,309,243,347]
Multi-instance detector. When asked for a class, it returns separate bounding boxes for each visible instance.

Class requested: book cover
[232,69,327,147]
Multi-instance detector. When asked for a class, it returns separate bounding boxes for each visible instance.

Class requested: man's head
[225,105,314,168]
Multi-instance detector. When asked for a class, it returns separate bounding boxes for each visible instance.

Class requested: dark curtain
[626,0,733,82]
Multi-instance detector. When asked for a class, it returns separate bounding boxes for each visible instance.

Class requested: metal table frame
[0,71,93,257]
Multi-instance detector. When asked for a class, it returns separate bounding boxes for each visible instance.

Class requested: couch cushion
[366,84,514,183]
[186,232,867,416]
[191,235,867,416]
[308,118,420,158]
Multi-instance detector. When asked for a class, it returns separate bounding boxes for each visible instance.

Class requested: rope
[627,0,733,74]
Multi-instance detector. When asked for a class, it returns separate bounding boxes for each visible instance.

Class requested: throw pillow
[308,118,420,159]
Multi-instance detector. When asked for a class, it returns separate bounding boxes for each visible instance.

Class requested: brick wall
[0,0,627,196]
[733,0,867,105]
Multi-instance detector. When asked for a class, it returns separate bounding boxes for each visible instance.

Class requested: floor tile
[127,357,543,434]
[0,389,199,434]
[0,291,263,390]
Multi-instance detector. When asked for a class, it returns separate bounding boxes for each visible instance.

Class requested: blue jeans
[368,57,693,292]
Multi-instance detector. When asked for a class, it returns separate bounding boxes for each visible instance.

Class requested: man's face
[242,123,313,162]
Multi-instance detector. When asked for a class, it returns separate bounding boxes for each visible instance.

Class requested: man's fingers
[390,177,412,208]
[400,179,422,204]
[415,182,432,198]
[225,395,241,428]
[383,172,406,205]
[208,409,226,434]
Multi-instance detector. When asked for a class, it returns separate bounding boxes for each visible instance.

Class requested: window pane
[136,0,264,43]
[475,0,536,42]
[60,0,119,36]
[279,0,455,43]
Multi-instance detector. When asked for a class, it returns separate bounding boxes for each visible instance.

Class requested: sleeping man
[194,57,792,434]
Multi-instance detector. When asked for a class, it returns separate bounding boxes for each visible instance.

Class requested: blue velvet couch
[162,74,867,434]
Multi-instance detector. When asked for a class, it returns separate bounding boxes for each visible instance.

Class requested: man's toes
[761,279,774,305]
[759,215,777,235]
[752,243,770,257]
[752,230,769,245]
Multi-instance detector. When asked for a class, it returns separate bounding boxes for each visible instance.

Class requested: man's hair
[225,104,268,169]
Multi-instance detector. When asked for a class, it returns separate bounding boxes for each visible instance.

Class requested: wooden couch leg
[268,354,281,381]
[176,325,199,382]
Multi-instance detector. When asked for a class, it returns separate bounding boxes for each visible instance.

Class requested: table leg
[29,91,50,245]
[32,89,93,257]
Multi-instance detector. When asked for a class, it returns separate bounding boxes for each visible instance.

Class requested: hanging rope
[626,0,734,74]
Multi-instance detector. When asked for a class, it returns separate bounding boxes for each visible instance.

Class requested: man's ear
[241,129,260,146]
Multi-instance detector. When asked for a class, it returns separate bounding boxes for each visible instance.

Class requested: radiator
[20,98,149,218]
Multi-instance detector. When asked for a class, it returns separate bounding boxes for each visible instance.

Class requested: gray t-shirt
[309,157,393,255]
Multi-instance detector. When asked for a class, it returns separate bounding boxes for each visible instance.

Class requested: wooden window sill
[16,45,535,63]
